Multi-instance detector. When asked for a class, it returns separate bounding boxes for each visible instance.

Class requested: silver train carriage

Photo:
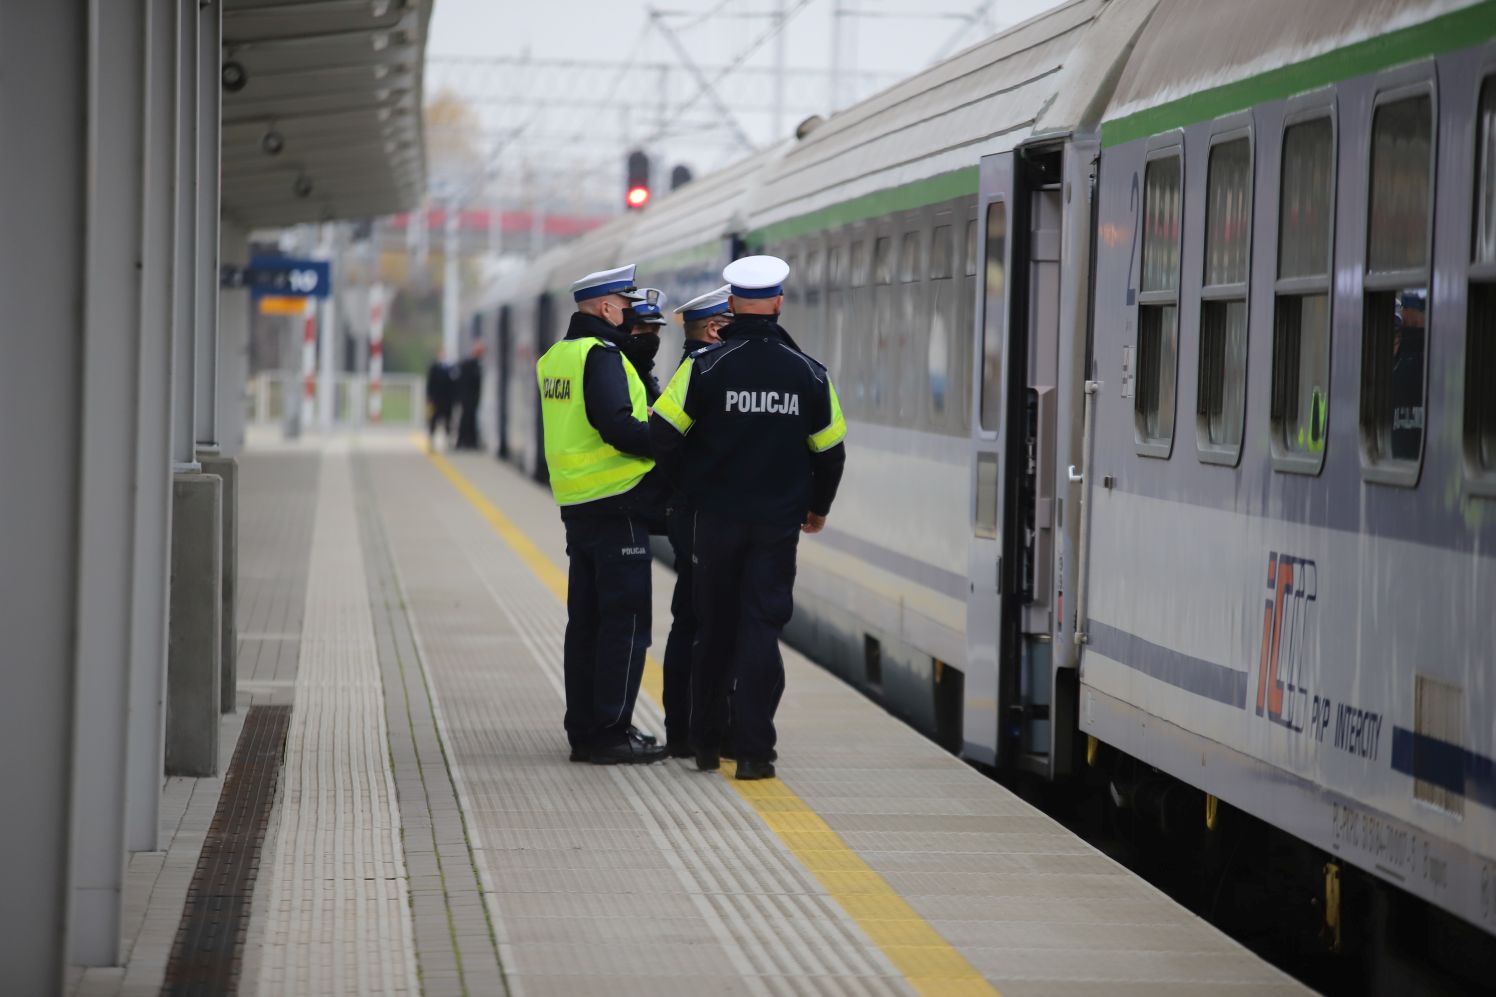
[469,0,1496,937]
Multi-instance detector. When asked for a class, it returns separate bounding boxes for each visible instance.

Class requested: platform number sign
[224,257,333,299]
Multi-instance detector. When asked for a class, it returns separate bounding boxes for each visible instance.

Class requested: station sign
[258,295,314,316]
[222,257,332,299]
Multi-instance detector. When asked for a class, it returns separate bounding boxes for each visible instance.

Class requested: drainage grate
[162,704,290,996]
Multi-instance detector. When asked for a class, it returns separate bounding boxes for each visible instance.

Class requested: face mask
[621,331,661,365]
[615,306,637,334]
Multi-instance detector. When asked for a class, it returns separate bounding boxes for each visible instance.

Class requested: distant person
[424,350,454,448]
[620,287,667,402]
[650,257,847,779]
[454,340,484,450]
[534,263,666,765]
[1390,289,1426,462]
[658,285,732,756]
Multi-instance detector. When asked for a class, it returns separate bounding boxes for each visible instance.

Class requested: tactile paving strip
[161,705,289,996]
[252,446,420,996]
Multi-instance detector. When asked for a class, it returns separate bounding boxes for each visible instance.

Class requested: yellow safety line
[420,445,1000,996]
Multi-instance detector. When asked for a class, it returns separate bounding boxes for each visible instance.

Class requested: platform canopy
[221,0,431,228]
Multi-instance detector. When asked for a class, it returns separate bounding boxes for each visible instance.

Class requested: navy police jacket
[650,316,847,528]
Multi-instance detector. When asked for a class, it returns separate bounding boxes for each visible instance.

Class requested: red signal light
[626,185,651,209]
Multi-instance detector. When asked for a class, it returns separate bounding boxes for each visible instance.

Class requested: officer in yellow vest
[536,263,667,765]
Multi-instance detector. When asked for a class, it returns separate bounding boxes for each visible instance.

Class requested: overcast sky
[424,0,1066,209]
[428,0,1065,74]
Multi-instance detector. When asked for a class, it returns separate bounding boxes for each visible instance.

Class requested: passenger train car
[470,0,1496,959]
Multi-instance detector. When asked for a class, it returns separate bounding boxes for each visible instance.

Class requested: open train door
[966,144,1068,772]
[963,152,1014,765]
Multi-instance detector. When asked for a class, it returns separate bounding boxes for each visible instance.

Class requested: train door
[1009,146,1065,777]
[964,153,1013,765]
[965,146,1066,771]
[496,305,512,460]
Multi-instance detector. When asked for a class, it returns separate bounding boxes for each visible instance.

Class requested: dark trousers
[690,510,798,761]
[456,403,480,449]
[661,505,695,743]
[562,514,651,749]
[427,403,451,439]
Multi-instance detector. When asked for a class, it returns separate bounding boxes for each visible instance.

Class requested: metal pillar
[170,0,199,472]
[318,224,337,431]
[0,3,87,989]
[301,303,316,430]
[126,0,180,858]
[443,198,460,363]
[68,0,150,966]
[194,0,221,450]
[218,221,251,457]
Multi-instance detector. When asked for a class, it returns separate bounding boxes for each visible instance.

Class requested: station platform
[76,431,1308,997]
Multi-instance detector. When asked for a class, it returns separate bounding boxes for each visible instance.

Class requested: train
[469,0,1496,970]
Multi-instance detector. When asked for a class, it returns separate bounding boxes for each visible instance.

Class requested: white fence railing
[246,372,426,428]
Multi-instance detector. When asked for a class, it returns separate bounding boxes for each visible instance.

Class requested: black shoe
[627,726,657,745]
[666,741,694,759]
[735,758,776,780]
[591,739,667,765]
[695,750,720,772]
[569,745,589,763]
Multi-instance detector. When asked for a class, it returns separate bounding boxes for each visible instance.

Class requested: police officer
[535,264,667,765]
[658,285,733,756]
[650,258,847,779]
[620,287,667,402]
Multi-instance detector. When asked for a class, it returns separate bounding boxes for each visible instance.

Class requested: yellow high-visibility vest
[535,337,653,506]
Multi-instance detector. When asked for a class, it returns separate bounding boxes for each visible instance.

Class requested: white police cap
[723,255,789,299]
[571,263,646,303]
[674,284,732,322]
[631,287,667,324]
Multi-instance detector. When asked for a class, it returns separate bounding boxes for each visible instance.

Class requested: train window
[802,249,823,356]
[1467,76,1496,486]
[1270,115,1335,472]
[825,245,846,372]
[957,213,976,434]
[899,231,920,282]
[874,236,893,285]
[1197,135,1252,464]
[851,240,868,287]
[974,452,999,538]
[1360,92,1433,481]
[1137,152,1183,455]
[927,224,957,432]
[980,201,1007,433]
[930,224,953,280]
[896,230,923,423]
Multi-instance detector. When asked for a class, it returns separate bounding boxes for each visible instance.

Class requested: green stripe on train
[744,166,979,247]
[1102,0,1496,149]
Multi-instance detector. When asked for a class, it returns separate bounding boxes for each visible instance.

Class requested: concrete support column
[197,451,238,713]
[68,0,150,967]
[125,0,181,856]
[0,4,87,990]
[166,474,222,776]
